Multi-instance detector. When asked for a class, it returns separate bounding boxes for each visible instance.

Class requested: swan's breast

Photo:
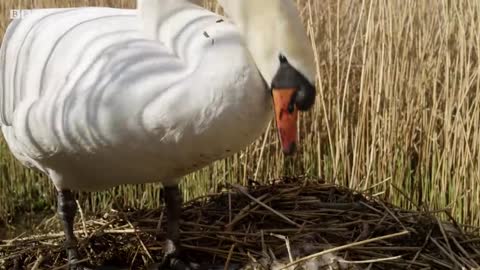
[138,19,274,181]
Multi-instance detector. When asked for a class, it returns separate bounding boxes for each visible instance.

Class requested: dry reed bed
[1,0,479,228]
[1,179,480,270]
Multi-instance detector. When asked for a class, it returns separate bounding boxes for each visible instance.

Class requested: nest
[1,179,480,269]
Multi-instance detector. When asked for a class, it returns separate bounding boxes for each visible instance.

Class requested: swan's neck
[218,1,278,84]
[137,0,200,40]
[218,0,315,86]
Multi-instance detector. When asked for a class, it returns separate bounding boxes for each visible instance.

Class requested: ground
[1,179,480,269]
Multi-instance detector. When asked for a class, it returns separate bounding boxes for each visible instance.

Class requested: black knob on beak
[294,80,316,111]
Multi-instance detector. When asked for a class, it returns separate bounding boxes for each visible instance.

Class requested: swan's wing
[0,3,225,128]
[0,8,140,126]
[0,16,23,125]
[0,5,240,158]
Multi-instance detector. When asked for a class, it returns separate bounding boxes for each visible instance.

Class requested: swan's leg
[160,185,190,270]
[57,190,85,270]
[164,185,181,250]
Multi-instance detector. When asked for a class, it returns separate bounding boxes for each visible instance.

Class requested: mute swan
[0,0,316,269]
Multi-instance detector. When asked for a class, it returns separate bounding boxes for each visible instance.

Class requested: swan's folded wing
[0,5,233,159]
[0,8,138,127]
[0,17,22,126]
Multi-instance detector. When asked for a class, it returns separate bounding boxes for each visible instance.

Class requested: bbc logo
[10,9,34,19]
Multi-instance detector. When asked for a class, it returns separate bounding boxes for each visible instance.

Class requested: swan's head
[219,0,316,155]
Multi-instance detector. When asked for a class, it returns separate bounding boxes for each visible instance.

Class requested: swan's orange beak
[272,88,298,155]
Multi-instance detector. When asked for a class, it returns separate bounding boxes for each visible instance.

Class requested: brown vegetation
[2,180,480,269]
[0,0,479,229]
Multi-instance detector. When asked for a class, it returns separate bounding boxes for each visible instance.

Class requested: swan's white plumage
[0,3,272,191]
[0,0,316,192]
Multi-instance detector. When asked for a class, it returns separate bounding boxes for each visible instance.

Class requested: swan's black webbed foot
[148,185,200,270]
[147,239,194,270]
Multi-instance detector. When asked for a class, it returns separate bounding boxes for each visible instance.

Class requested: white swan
[0,0,316,268]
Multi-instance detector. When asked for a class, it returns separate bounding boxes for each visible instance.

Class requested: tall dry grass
[0,0,479,228]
